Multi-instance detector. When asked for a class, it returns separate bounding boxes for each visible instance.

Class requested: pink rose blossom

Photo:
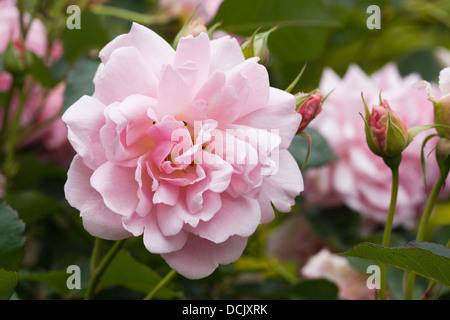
[63,23,303,279]
[301,248,375,300]
[304,63,449,229]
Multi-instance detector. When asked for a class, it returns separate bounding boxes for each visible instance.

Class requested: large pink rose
[63,23,303,279]
[305,63,449,229]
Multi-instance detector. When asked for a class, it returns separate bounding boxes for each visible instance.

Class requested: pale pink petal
[439,67,450,95]
[62,95,107,170]
[156,65,192,119]
[260,150,303,213]
[99,22,175,77]
[90,162,139,216]
[153,180,180,205]
[135,155,154,217]
[65,156,130,239]
[156,202,186,236]
[191,193,260,243]
[94,46,158,105]
[174,33,211,89]
[162,235,248,279]
[235,87,300,149]
[209,35,245,73]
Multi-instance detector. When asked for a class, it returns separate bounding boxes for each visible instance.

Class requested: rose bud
[296,92,323,134]
[362,97,409,159]
[3,40,32,75]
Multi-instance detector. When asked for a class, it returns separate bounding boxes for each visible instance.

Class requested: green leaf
[0,200,26,272]
[340,241,450,287]
[4,190,61,225]
[0,269,19,300]
[21,270,74,296]
[288,127,337,170]
[28,53,59,87]
[62,12,110,63]
[211,0,340,62]
[63,57,100,112]
[97,250,177,299]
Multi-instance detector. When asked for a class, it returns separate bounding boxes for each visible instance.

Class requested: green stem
[90,5,173,25]
[85,239,126,300]
[90,237,103,275]
[143,269,177,300]
[379,164,399,300]
[4,87,27,180]
[404,172,447,300]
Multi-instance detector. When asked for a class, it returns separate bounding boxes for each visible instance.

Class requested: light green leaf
[0,269,19,300]
[340,241,450,287]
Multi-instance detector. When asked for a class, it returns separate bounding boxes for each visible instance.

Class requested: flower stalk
[85,239,127,300]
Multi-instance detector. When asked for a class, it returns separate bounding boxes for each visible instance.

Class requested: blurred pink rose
[301,248,375,300]
[63,23,303,279]
[0,0,70,163]
[266,214,325,266]
[159,0,223,23]
[0,0,47,58]
[304,64,449,229]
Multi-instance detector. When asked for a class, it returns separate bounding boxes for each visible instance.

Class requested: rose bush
[63,23,303,279]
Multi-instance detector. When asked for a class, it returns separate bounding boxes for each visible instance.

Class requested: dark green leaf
[4,190,61,225]
[62,12,110,63]
[0,200,26,271]
[306,206,362,250]
[288,127,337,170]
[340,241,450,287]
[28,53,59,87]
[21,270,73,296]
[0,269,19,300]
[97,250,177,299]
[63,57,100,112]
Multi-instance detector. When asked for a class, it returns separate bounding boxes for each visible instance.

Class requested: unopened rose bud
[182,17,207,37]
[3,40,32,75]
[363,98,409,159]
[296,93,323,133]
[240,27,275,63]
